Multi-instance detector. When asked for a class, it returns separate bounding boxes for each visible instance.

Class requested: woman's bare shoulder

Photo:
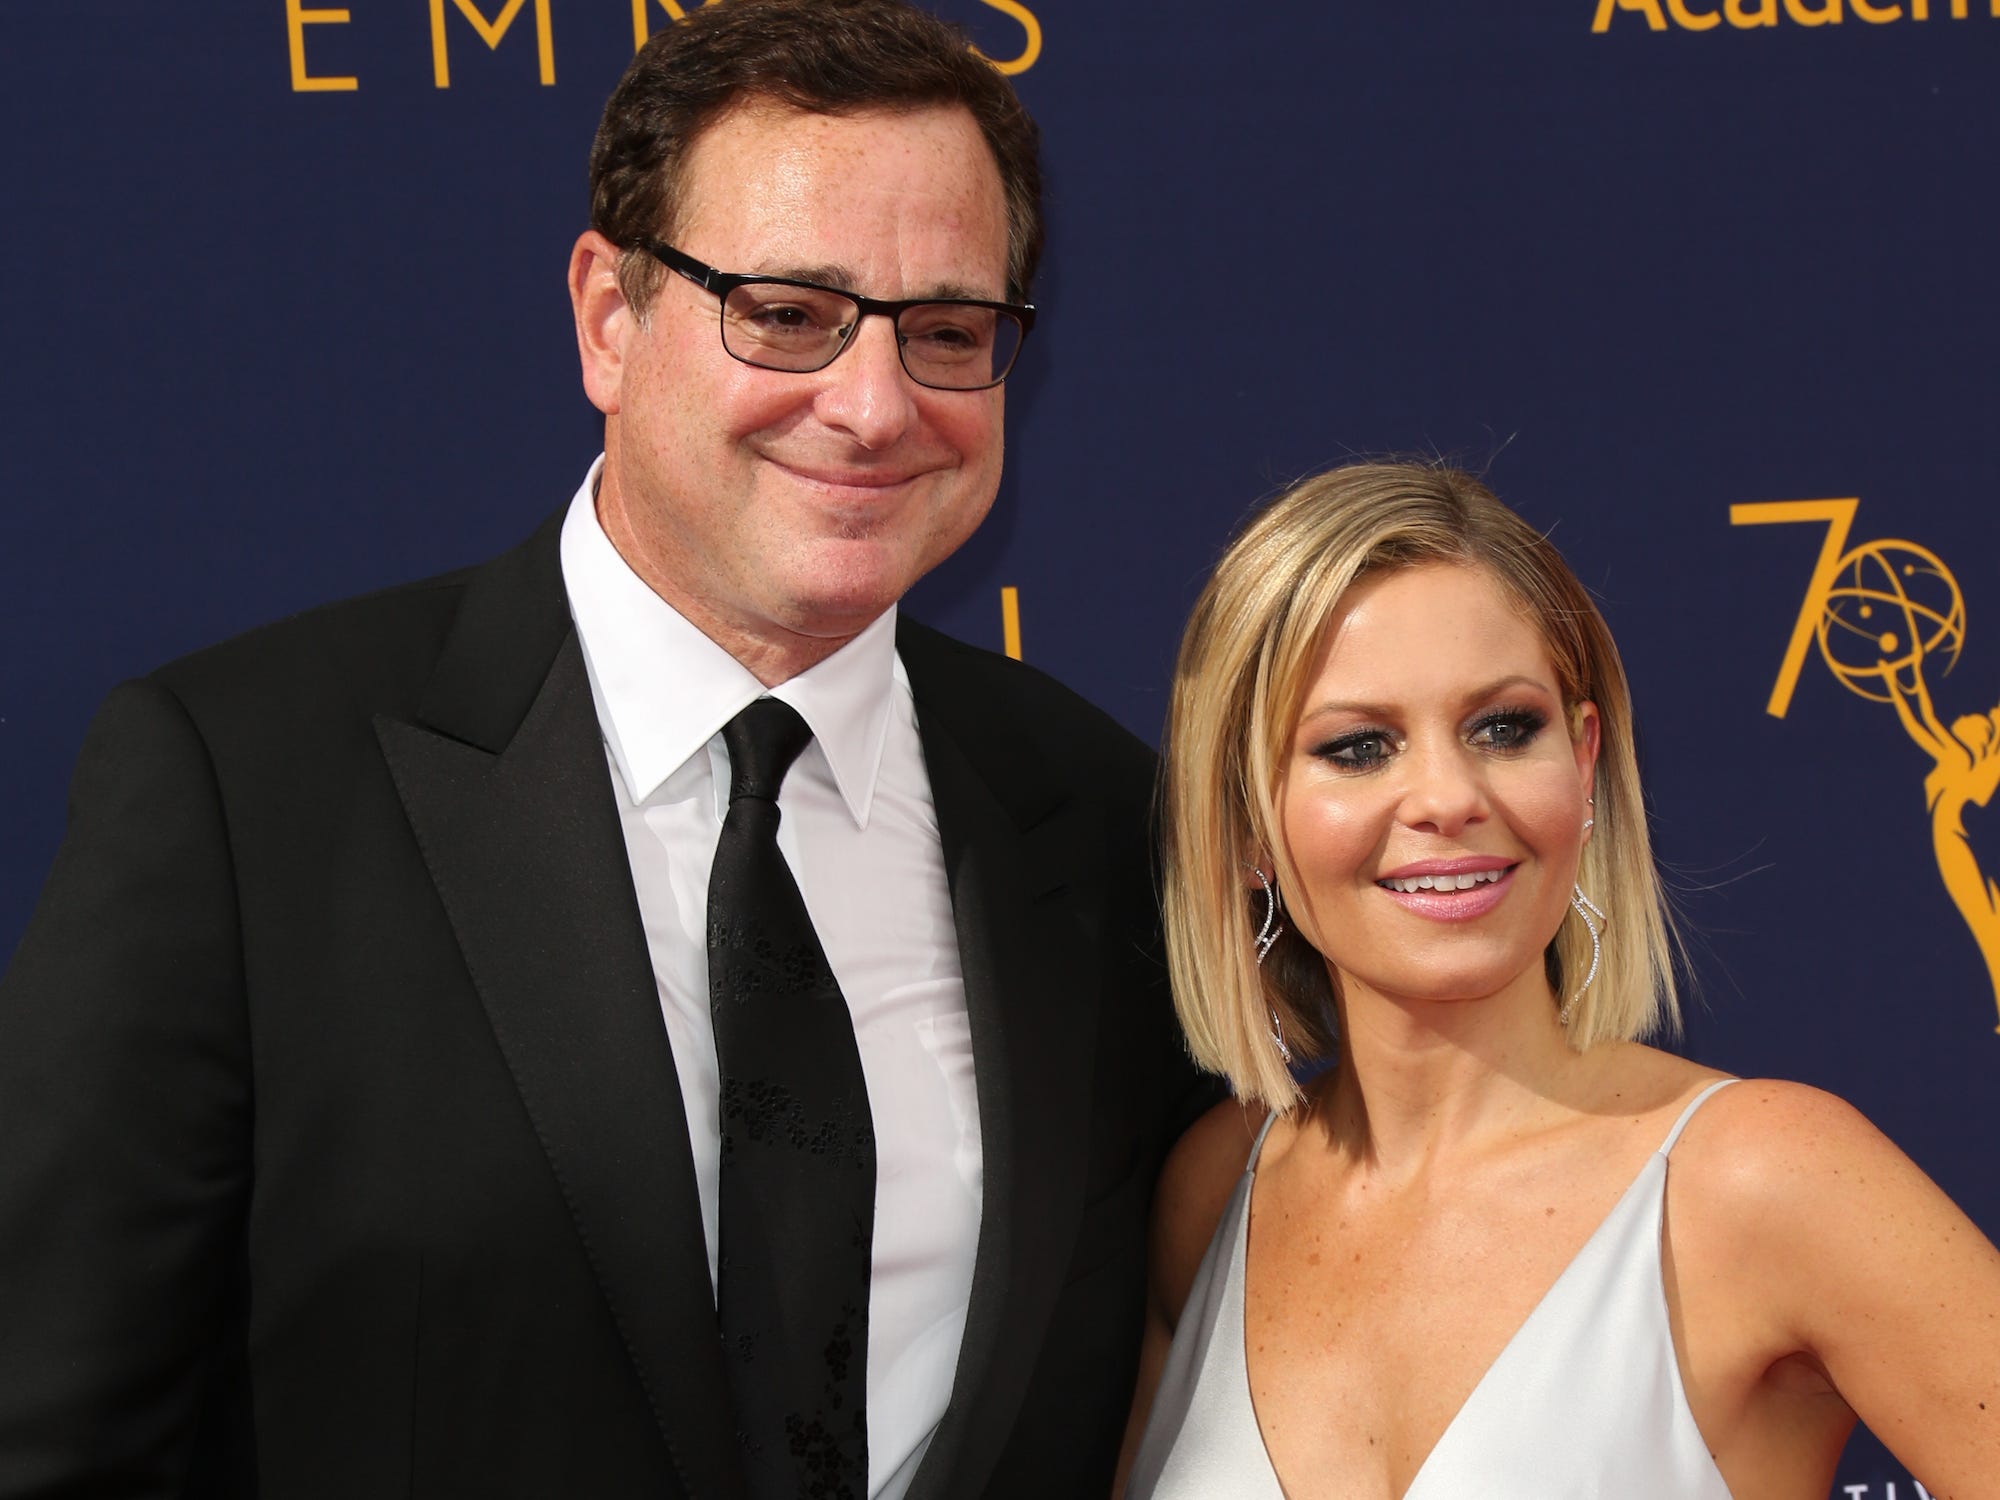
[1661,1074,1984,1301]
[1148,1097,1270,1330]
[1666,1076,2000,1488]
[1664,1075,1899,1209]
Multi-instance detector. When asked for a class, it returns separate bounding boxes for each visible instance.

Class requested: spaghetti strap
[1656,1078,1739,1156]
[1128,1085,1742,1499]
[1245,1109,1280,1172]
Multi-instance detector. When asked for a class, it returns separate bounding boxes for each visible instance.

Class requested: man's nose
[813,314,920,450]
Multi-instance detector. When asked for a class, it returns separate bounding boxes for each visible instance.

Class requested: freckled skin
[1121,566,2000,1500]
[1277,564,1595,1015]
[570,103,1010,686]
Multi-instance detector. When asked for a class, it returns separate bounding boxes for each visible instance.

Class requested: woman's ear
[1571,700,1601,806]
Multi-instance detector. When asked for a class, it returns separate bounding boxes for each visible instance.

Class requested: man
[0,1,1206,1496]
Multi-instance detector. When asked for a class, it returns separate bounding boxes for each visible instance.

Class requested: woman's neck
[1313,970,1593,1182]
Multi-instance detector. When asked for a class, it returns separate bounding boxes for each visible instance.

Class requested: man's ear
[569,230,632,418]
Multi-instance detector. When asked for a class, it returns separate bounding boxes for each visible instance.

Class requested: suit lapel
[898,622,1105,1500]
[376,516,748,1500]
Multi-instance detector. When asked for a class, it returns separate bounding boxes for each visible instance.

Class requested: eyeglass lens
[720,282,1023,390]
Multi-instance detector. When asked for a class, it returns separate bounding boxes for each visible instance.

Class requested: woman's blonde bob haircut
[1161,462,1680,1110]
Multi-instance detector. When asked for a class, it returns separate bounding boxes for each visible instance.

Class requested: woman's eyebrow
[1297,674,1555,724]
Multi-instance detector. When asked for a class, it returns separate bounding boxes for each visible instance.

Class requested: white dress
[1125,1080,1740,1498]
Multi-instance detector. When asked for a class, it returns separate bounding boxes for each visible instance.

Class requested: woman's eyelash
[1306,706,1551,767]
[1311,729,1396,767]
[1467,706,1548,749]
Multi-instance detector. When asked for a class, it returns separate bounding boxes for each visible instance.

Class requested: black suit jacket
[0,511,1210,1498]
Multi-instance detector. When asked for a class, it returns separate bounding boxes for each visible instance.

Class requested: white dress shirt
[559,462,982,1499]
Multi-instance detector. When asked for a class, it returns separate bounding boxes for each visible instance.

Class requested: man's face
[581,101,1012,678]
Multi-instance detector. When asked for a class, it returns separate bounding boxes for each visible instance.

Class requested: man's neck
[593,485,864,688]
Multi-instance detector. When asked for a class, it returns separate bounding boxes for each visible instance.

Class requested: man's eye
[901,307,994,360]
[745,303,827,334]
[909,323,979,352]
[726,284,852,344]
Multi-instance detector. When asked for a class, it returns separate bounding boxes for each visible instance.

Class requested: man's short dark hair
[591,0,1044,306]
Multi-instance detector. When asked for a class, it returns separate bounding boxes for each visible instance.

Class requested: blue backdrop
[5,4,1996,1492]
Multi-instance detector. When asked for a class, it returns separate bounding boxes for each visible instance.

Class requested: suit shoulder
[147,505,566,736]
[141,565,474,747]
[896,617,1155,783]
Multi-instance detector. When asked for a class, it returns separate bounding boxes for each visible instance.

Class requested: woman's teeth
[1379,869,1507,894]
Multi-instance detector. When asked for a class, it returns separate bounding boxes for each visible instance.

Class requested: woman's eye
[1316,732,1394,769]
[1469,709,1547,752]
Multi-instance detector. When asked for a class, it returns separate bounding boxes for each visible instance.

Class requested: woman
[1116,463,2000,1499]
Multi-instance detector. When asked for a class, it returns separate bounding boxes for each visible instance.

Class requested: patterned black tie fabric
[708,698,876,1500]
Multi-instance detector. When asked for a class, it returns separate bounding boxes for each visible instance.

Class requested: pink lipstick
[1374,860,1518,923]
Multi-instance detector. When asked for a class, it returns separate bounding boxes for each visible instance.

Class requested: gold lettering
[286,0,357,91]
[971,0,1042,73]
[1668,0,1724,25]
[1593,0,1671,28]
[430,0,555,88]
[1728,499,1861,717]
[631,0,720,49]
[1598,0,2000,27]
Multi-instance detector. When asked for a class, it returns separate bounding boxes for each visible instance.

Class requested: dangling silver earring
[1247,865,1292,1064]
[1268,1008,1294,1066]
[1582,794,1595,836]
[1248,865,1284,965]
[1556,884,1605,1026]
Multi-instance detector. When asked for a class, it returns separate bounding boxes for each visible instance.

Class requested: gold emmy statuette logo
[1734,499,2000,1032]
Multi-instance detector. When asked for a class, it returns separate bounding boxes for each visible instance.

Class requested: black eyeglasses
[641,241,1034,392]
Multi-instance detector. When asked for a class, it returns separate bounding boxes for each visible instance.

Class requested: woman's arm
[1680,1081,2000,1497]
[1110,1098,1266,1498]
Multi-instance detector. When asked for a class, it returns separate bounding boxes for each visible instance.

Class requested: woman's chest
[1238,1157,1663,1497]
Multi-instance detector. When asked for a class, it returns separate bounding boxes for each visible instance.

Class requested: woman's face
[1277,562,1598,1013]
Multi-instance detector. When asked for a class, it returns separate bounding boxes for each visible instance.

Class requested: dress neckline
[1237,1078,1739,1500]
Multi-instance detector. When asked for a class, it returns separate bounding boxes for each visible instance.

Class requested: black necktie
[708,698,875,1500]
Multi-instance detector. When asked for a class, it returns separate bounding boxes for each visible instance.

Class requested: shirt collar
[559,458,897,828]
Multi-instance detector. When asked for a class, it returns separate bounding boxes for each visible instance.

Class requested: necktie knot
[722,698,814,805]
